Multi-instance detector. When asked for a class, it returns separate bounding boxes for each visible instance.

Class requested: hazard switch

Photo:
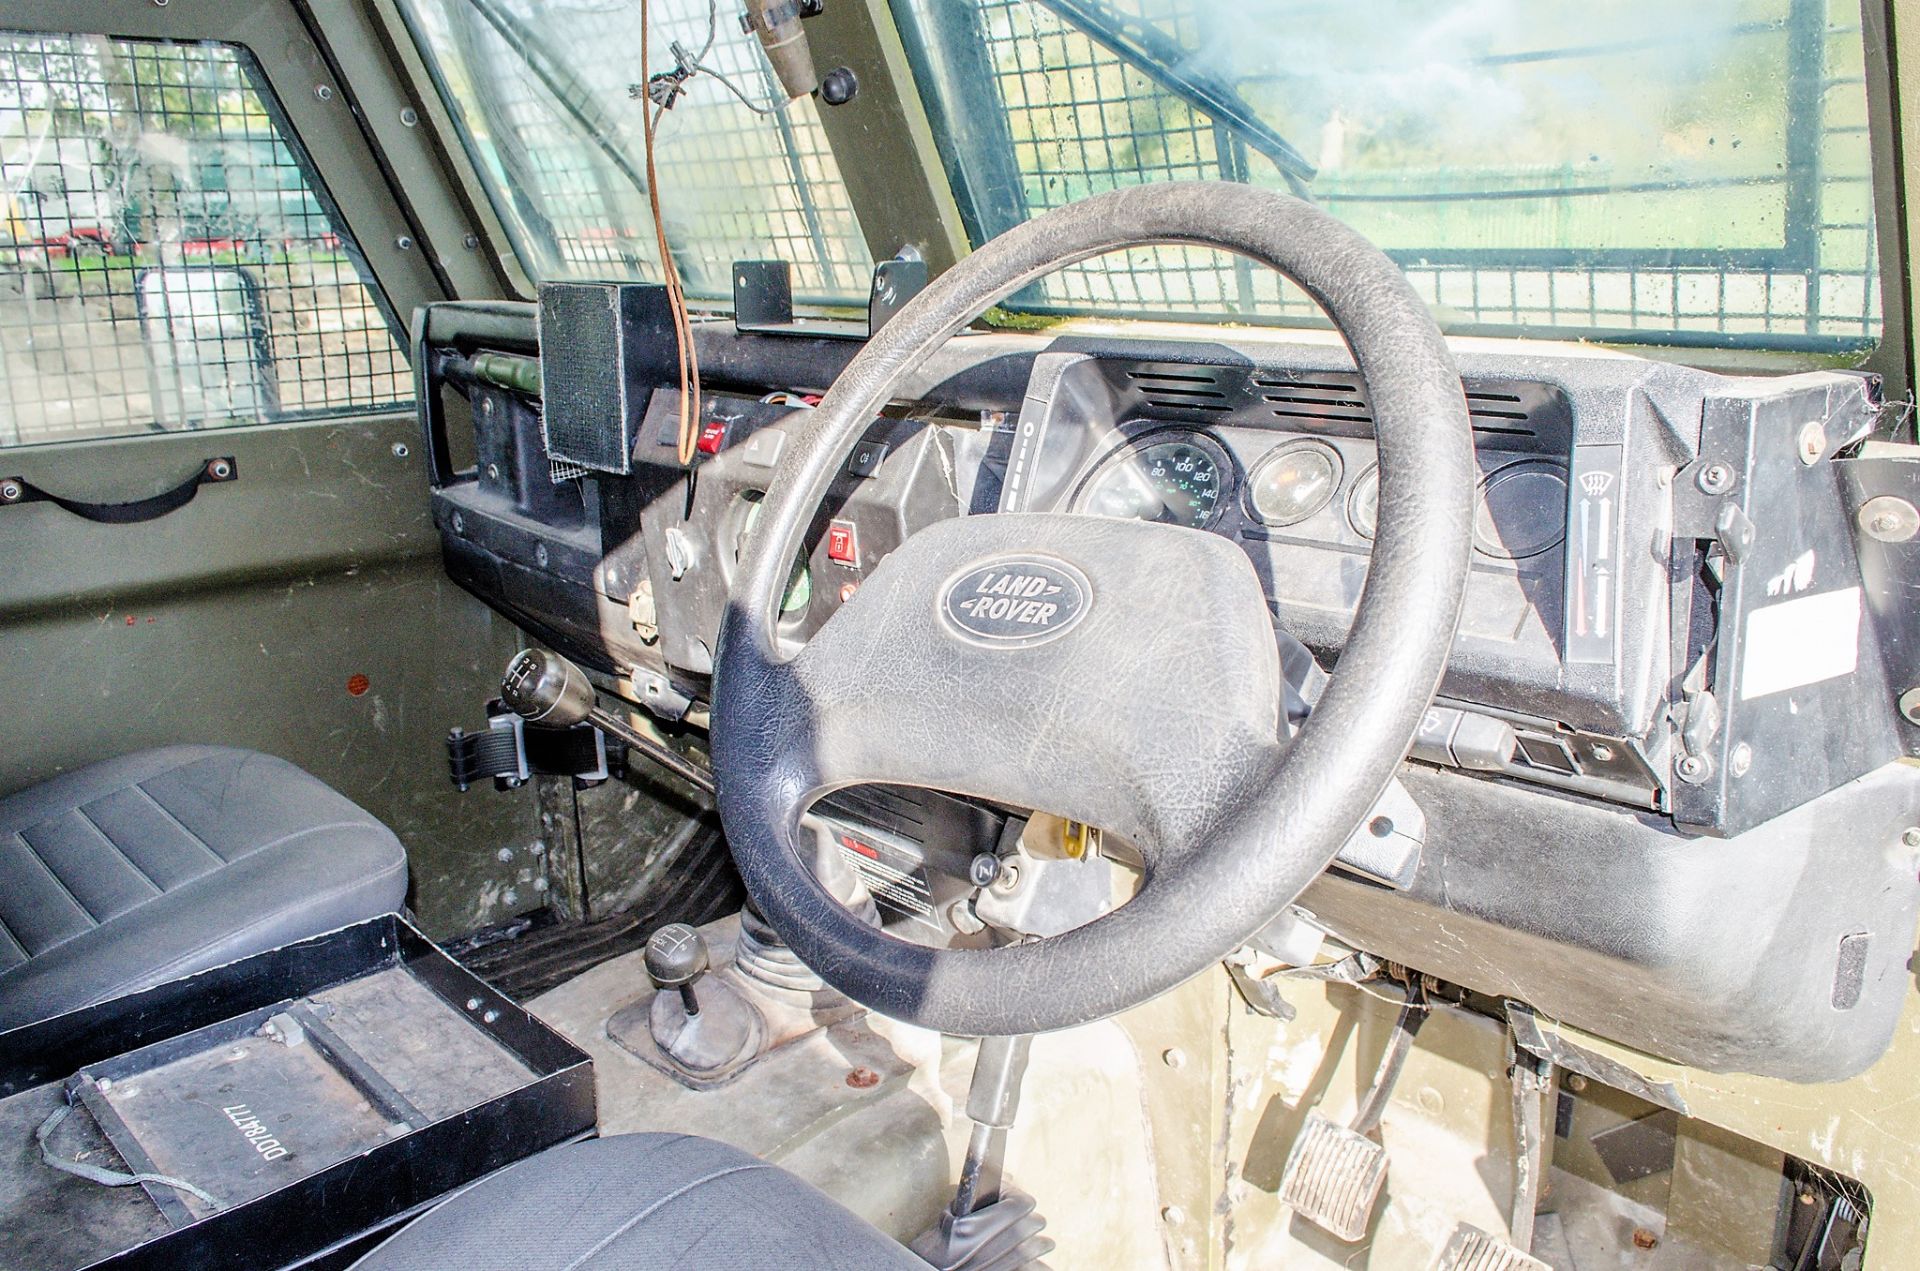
[826,519,858,566]
[696,420,727,456]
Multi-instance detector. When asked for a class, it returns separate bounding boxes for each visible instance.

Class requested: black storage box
[0,914,594,1271]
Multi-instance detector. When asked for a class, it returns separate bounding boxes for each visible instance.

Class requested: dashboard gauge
[1474,461,1568,560]
[1346,464,1379,539]
[1246,441,1342,526]
[1075,433,1229,529]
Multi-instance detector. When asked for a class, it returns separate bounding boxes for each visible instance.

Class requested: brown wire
[640,0,703,468]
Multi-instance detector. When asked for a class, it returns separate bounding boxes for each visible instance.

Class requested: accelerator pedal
[1278,1112,1391,1241]
[1431,1223,1551,1271]
[1279,976,1431,1241]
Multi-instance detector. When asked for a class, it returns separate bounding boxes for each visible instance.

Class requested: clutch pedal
[1431,1222,1552,1271]
[1278,977,1429,1242]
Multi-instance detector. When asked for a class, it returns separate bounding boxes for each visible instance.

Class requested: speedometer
[1075,434,1228,529]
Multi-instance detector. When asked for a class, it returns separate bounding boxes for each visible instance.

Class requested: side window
[0,33,412,447]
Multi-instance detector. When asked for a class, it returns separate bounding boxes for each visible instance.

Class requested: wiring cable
[640,0,702,468]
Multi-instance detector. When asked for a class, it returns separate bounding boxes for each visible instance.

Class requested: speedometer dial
[1076,435,1228,529]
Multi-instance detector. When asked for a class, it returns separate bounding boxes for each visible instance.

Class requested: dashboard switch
[1411,707,1462,766]
[826,519,859,566]
[846,440,888,478]
[742,428,786,469]
[696,420,728,456]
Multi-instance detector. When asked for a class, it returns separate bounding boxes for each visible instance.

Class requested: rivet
[496,846,513,862]
[1797,421,1827,466]
[400,107,419,127]
[1902,827,1920,849]
[1161,1205,1185,1226]
[465,997,482,1011]
[391,442,410,458]
[1729,742,1752,778]
[1633,1228,1659,1250]
[451,511,465,534]
[1899,686,1920,726]
[482,1009,499,1024]
[1566,1073,1589,1093]
[1590,743,1615,763]
[1162,1047,1186,1069]
[395,235,414,251]
[464,234,481,250]
[314,84,333,101]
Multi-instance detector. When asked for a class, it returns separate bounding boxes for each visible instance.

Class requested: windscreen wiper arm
[1032,0,1316,197]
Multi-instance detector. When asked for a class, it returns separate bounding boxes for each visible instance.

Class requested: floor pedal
[1278,1112,1390,1242]
[1431,1222,1552,1271]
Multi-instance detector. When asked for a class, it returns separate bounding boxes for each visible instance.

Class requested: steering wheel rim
[713,181,1475,1035]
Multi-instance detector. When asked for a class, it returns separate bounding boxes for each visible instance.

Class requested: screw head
[400,107,419,127]
[394,235,414,251]
[314,84,333,101]
[452,511,465,534]
[391,441,410,458]
[463,233,481,250]
[0,480,21,501]
[1696,462,1735,494]
[967,853,1000,887]
[1675,754,1710,783]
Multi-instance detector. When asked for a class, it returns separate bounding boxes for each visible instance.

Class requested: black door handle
[0,457,238,524]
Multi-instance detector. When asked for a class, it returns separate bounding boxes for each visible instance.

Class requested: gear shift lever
[499,649,714,794]
[645,924,709,1017]
[607,922,766,1087]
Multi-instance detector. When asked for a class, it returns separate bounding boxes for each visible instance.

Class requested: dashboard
[411,292,1920,1082]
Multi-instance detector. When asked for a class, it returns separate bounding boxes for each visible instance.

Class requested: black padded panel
[0,746,407,1032]
[351,1133,926,1270]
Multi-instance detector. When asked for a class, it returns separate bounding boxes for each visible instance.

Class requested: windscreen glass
[891,0,1880,351]
[398,0,874,304]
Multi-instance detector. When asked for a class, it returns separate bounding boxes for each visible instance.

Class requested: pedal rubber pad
[1431,1223,1552,1271]
[1278,1112,1390,1242]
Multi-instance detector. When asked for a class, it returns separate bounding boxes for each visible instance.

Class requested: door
[0,3,538,937]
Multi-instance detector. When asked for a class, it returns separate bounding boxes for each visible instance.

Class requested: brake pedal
[1278,977,1429,1241]
[1431,1222,1551,1271]
[1278,1112,1391,1241]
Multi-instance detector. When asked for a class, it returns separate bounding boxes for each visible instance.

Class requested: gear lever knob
[645,923,709,1016]
[500,648,595,728]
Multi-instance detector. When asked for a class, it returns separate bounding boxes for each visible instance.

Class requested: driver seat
[352,1133,928,1269]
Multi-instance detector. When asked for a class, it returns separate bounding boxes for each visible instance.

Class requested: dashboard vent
[1115,361,1572,450]
[1254,373,1565,444]
[1124,369,1234,412]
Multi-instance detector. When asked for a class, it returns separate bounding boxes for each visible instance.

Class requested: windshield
[892,0,1881,351]
[396,0,873,304]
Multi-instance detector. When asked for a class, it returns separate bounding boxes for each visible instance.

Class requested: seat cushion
[352,1133,927,1270]
[0,745,407,1032]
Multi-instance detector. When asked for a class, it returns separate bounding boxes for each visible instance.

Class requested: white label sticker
[1739,585,1862,701]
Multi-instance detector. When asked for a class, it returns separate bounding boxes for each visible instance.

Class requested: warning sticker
[834,829,937,929]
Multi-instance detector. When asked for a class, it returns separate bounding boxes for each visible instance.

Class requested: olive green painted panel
[0,554,536,938]
[0,414,540,938]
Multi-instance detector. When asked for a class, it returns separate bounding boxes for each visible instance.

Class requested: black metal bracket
[732,255,929,340]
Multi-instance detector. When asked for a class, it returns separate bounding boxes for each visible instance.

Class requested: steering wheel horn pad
[714,181,1476,1035]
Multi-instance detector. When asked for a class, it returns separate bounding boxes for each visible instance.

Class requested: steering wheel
[713,182,1474,1036]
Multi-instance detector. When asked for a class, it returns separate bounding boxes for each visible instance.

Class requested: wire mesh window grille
[0,34,411,448]
[398,0,874,305]
[893,0,1882,351]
